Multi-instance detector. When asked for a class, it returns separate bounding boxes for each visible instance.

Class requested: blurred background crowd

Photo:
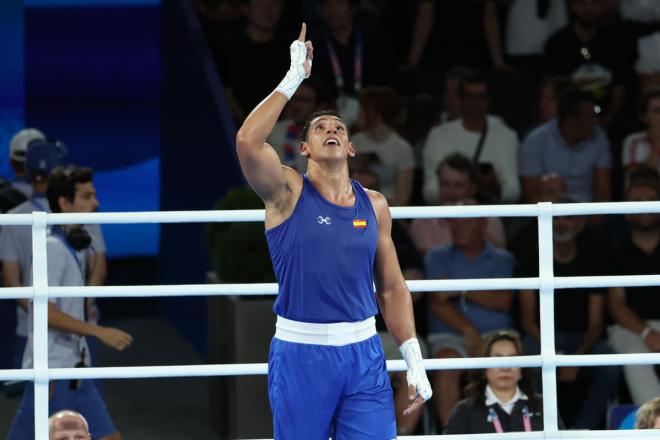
[197,0,660,435]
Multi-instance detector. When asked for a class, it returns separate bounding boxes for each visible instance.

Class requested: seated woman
[636,397,660,429]
[445,331,546,434]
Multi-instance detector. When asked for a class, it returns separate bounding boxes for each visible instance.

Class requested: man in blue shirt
[520,87,611,203]
[235,24,432,439]
[425,198,516,429]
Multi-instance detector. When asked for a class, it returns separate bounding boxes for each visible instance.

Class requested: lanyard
[52,227,85,278]
[487,406,532,433]
[325,27,363,96]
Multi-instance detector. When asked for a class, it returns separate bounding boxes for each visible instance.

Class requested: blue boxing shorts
[268,316,396,440]
[8,380,117,440]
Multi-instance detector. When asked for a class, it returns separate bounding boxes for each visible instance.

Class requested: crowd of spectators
[199,0,660,434]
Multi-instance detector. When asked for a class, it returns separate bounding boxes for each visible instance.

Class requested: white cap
[9,128,46,162]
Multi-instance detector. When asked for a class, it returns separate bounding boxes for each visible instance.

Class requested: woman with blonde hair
[636,397,660,429]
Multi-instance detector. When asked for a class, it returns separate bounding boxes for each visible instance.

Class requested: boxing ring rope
[2,202,660,439]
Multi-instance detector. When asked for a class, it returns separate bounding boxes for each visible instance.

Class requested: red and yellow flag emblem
[353,219,367,228]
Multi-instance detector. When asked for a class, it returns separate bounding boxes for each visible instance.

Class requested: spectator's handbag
[472,122,502,203]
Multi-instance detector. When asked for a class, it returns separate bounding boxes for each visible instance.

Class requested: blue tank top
[266,174,379,323]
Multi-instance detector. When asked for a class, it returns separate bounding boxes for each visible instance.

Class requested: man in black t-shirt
[608,174,660,405]
[213,0,290,123]
[543,0,627,127]
[519,199,620,429]
[311,0,394,126]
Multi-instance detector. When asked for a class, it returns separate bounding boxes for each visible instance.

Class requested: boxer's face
[300,115,355,161]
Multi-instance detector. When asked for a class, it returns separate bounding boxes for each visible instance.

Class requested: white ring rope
[3,274,660,301]
[0,201,658,439]
[0,199,656,226]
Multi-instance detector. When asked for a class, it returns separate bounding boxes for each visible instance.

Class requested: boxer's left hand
[399,338,432,415]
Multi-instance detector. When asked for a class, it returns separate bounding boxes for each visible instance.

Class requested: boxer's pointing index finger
[298,23,306,42]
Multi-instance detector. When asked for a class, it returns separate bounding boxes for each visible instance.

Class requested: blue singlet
[266,174,379,323]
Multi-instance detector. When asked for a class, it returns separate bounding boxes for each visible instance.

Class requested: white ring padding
[275,315,376,346]
[0,213,32,225]
[25,200,660,226]
[3,352,660,382]
[3,273,660,300]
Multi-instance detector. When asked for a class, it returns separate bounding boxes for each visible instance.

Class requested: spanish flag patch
[353,219,367,228]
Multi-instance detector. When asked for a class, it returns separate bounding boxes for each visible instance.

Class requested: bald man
[49,410,91,440]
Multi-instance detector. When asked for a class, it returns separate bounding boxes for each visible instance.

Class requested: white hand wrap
[275,40,310,100]
[399,337,433,401]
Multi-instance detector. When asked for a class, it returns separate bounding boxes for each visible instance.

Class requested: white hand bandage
[399,338,433,401]
[275,40,311,100]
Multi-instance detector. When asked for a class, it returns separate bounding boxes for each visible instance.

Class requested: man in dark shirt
[213,0,290,123]
[518,197,620,429]
[411,0,490,73]
[608,171,660,405]
[543,0,626,127]
[311,0,394,125]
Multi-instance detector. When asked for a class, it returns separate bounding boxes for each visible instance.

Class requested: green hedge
[204,187,275,283]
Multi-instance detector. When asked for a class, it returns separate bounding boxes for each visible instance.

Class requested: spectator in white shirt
[622,87,660,176]
[423,71,520,204]
[350,86,415,206]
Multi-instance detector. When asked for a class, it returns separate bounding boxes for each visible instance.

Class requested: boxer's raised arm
[235,23,313,202]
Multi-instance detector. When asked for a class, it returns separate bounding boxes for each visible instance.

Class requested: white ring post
[31,211,50,439]
[537,202,559,434]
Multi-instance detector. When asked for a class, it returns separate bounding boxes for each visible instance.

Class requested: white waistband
[275,316,376,346]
